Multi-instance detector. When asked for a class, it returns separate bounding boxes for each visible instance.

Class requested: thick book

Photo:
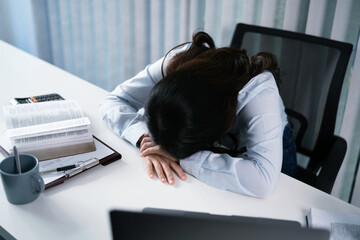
[2,100,96,160]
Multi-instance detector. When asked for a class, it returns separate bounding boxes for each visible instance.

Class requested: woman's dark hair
[145,32,279,159]
[250,52,281,87]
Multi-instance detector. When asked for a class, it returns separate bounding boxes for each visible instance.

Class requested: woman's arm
[141,88,285,196]
[100,44,191,185]
[99,59,162,146]
[99,44,190,146]
[139,72,286,196]
[180,87,285,198]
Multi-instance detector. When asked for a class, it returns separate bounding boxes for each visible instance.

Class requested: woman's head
[145,32,250,159]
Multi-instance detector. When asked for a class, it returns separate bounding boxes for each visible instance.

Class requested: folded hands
[139,133,187,185]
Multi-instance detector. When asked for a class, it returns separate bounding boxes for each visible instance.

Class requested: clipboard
[40,136,121,190]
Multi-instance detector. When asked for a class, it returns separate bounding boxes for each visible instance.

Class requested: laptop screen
[110,208,329,240]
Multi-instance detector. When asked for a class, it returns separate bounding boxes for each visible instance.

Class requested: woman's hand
[139,133,177,161]
[139,133,187,184]
[144,154,186,185]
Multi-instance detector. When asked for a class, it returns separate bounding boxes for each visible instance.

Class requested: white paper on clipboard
[39,138,114,185]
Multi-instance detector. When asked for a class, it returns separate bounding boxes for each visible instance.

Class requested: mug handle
[31,174,45,193]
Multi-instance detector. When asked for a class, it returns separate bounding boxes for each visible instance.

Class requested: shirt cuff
[179,151,210,177]
[122,121,148,147]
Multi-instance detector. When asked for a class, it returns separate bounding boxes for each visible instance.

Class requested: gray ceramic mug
[0,154,45,205]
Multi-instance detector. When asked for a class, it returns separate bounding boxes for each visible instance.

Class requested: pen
[40,164,79,174]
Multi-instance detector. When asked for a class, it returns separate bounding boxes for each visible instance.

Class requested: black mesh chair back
[231,23,353,194]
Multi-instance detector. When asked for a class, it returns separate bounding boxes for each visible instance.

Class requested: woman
[100,32,296,198]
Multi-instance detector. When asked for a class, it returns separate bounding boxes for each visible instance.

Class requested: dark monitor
[110,208,329,240]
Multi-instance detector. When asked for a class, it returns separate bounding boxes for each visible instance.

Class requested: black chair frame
[231,23,353,193]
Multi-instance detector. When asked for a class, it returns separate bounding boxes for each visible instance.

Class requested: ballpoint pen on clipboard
[40,163,81,174]
[65,157,100,178]
[40,158,99,175]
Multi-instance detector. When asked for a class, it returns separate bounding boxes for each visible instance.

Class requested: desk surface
[1,40,360,240]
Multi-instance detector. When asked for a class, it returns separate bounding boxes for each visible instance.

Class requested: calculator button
[30,97,38,102]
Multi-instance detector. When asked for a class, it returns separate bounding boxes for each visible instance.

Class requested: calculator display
[10,93,64,105]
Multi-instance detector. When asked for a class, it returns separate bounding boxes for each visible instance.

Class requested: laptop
[110,208,330,240]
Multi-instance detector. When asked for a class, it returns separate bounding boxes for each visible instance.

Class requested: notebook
[110,208,330,240]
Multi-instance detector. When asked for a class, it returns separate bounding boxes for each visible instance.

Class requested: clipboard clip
[65,157,99,178]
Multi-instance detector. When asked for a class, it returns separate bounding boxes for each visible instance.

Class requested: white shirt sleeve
[180,78,285,198]
[99,57,163,146]
[99,43,191,146]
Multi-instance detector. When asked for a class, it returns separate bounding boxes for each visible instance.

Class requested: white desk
[1,40,360,240]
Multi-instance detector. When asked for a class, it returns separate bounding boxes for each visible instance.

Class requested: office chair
[231,23,353,194]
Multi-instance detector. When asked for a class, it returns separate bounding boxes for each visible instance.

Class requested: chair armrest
[316,135,347,194]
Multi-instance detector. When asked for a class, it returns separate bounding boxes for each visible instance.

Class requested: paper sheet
[3,100,85,129]
[307,208,360,240]
[39,138,114,185]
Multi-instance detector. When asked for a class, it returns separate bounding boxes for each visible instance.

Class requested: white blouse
[99,44,287,198]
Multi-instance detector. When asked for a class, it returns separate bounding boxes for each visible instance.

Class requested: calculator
[10,93,65,105]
